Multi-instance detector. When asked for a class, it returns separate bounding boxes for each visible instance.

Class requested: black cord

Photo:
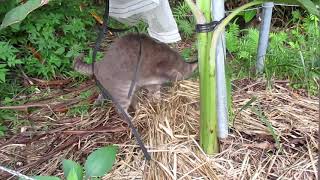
[92,0,110,74]
[195,17,226,33]
[127,27,142,98]
[92,0,151,161]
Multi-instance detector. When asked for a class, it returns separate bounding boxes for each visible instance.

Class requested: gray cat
[73,33,197,116]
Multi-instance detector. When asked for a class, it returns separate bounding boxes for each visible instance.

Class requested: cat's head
[156,56,198,81]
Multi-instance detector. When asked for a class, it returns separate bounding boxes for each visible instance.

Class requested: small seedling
[19,145,118,180]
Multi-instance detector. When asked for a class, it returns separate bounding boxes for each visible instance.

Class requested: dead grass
[0,78,318,180]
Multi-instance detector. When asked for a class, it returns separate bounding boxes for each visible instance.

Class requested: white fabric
[109,0,181,43]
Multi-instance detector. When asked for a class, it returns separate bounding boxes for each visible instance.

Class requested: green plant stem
[184,0,205,24]
[198,0,264,154]
[195,0,219,154]
[186,0,268,155]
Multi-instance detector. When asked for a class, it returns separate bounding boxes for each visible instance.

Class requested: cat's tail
[73,53,93,76]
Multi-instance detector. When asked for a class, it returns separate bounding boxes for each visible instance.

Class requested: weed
[67,90,93,116]
[173,2,196,38]
[18,145,118,180]
[0,109,29,134]
[226,11,320,95]
[0,41,21,82]
[0,0,102,135]
[68,104,91,117]
[181,48,192,60]
[79,90,93,99]
[251,106,281,149]
[0,0,101,81]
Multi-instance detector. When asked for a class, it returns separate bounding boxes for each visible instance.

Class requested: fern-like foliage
[172,2,195,38]
[226,10,319,94]
[226,22,240,53]
[242,28,259,56]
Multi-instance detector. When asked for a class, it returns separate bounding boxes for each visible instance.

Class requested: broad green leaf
[296,0,320,17]
[62,159,83,180]
[19,176,61,180]
[244,10,257,23]
[0,0,50,30]
[84,145,118,178]
[67,168,80,180]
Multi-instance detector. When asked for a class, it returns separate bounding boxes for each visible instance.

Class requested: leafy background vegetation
[172,2,319,94]
[0,0,100,81]
[226,12,320,93]
[0,0,319,136]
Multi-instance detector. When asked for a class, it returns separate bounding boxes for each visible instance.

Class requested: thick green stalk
[196,0,219,154]
[185,0,206,24]
[186,0,264,155]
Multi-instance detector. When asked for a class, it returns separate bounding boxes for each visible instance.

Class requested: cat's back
[99,33,177,64]
[94,33,182,81]
[94,34,138,72]
[93,34,147,82]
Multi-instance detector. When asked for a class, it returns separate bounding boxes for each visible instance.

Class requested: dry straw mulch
[0,78,318,180]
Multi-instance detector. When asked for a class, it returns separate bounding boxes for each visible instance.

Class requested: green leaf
[19,176,61,180]
[84,145,118,178]
[296,0,320,17]
[251,107,281,149]
[0,67,8,83]
[243,10,257,23]
[232,96,257,126]
[0,125,7,137]
[55,47,65,55]
[181,48,192,60]
[0,0,50,30]
[67,168,80,180]
[7,56,22,67]
[62,159,83,180]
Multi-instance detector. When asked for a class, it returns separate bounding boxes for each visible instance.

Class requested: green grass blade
[232,96,257,127]
[251,106,280,149]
